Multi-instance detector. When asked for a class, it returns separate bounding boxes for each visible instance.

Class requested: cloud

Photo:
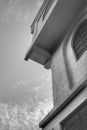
[3,72,52,105]
[15,80,28,88]
[12,80,30,91]
[0,0,30,23]
[13,72,51,90]
[0,98,53,129]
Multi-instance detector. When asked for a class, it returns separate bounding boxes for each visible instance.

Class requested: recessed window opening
[73,21,87,59]
[61,100,87,130]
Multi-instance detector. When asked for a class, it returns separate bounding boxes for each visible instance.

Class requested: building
[25,0,87,129]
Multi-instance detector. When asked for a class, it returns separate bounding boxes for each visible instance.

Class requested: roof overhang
[25,0,85,69]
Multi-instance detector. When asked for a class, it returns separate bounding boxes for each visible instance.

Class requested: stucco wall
[51,3,87,107]
[39,1,87,130]
[43,86,87,130]
[51,43,70,107]
[66,23,87,89]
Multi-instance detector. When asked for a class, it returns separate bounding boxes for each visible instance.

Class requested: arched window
[73,21,87,59]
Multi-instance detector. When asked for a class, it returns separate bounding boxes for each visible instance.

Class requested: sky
[0,0,51,103]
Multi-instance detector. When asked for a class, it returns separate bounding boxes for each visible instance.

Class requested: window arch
[73,20,87,59]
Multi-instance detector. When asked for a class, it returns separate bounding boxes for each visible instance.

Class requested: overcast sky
[0,0,51,103]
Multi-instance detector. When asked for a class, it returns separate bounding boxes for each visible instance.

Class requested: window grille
[73,21,87,59]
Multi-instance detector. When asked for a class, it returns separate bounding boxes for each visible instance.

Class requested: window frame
[60,99,87,130]
[72,20,87,61]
